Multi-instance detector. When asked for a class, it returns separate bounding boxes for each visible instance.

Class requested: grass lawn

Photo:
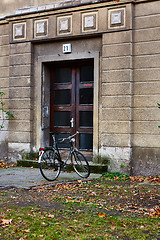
[0,174,159,239]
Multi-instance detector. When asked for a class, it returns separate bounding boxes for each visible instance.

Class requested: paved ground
[0,167,101,189]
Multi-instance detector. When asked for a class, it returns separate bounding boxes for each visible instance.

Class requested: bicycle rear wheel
[39,149,61,181]
[71,150,90,178]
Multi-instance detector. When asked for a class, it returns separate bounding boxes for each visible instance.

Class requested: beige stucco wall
[0,0,160,175]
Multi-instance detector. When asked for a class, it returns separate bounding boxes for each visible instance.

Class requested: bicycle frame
[54,138,75,167]
[39,131,90,181]
[38,131,78,165]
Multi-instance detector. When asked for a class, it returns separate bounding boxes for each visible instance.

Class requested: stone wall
[0,22,9,159]
[8,42,33,161]
[100,0,160,175]
[132,0,160,175]
[100,30,133,173]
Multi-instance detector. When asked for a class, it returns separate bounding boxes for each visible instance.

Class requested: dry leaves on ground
[147,206,160,218]
[129,175,160,183]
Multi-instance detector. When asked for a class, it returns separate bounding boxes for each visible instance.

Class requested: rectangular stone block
[102,70,131,83]
[134,82,160,95]
[102,108,131,121]
[133,134,160,148]
[0,89,9,99]
[135,1,160,17]
[10,53,32,66]
[102,82,131,96]
[0,78,9,88]
[134,55,160,69]
[102,44,131,58]
[101,133,130,147]
[102,96,131,108]
[8,132,31,143]
[134,28,160,43]
[0,24,9,35]
[134,41,160,56]
[0,46,9,56]
[9,120,31,132]
[103,31,131,45]
[9,99,31,109]
[133,108,160,121]
[134,95,159,108]
[135,15,160,30]
[134,69,160,82]
[133,121,160,134]
[9,87,31,99]
[102,57,131,70]
[10,109,32,120]
[8,142,31,152]
[132,147,160,176]
[0,98,9,110]
[0,35,9,46]
[101,121,130,134]
[0,56,9,67]
[10,42,31,54]
[0,67,9,77]
[9,76,31,87]
[10,65,31,77]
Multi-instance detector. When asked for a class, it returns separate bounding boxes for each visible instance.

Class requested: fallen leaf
[0,218,12,226]
[48,214,55,218]
[111,226,116,230]
[77,180,82,184]
[84,224,91,227]
[98,213,106,218]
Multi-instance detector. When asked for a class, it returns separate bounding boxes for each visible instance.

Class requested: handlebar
[50,131,79,144]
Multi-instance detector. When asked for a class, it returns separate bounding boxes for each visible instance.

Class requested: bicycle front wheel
[72,150,90,178]
[39,149,61,181]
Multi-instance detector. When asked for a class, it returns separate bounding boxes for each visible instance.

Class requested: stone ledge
[17,159,108,174]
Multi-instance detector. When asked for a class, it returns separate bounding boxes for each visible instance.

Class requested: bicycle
[38,131,90,181]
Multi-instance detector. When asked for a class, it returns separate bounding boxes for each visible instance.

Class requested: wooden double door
[50,59,93,150]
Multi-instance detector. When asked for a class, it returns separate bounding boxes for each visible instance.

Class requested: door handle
[70,118,74,128]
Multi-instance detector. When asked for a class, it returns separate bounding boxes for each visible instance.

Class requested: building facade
[0,0,160,175]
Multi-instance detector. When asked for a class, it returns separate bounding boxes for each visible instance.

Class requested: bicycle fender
[38,149,44,163]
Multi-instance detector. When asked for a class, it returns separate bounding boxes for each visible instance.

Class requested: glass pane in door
[54,67,71,83]
[80,65,93,82]
[54,89,71,105]
[79,88,93,105]
[79,133,93,150]
[80,111,93,127]
[54,111,70,127]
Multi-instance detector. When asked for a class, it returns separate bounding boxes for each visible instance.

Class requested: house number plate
[62,43,72,53]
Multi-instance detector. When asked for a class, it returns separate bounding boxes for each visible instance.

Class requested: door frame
[37,51,100,155]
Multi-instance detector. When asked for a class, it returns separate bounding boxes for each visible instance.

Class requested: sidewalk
[0,167,101,190]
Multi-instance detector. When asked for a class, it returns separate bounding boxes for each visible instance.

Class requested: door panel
[50,60,93,150]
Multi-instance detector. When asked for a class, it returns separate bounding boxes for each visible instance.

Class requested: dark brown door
[50,59,93,150]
